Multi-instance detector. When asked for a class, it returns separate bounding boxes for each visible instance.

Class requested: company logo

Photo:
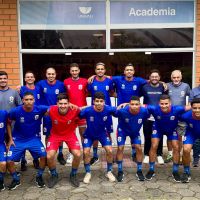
[79,7,92,15]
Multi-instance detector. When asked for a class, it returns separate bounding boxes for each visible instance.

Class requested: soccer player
[46,93,81,188]
[37,67,66,165]
[64,63,88,163]
[7,92,48,190]
[0,110,13,191]
[80,92,116,184]
[181,98,200,183]
[145,94,190,182]
[115,96,150,182]
[141,69,167,164]
[165,70,191,163]
[87,62,114,165]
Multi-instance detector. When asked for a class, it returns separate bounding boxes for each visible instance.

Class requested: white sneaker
[106,171,116,182]
[157,156,164,165]
[143,156,149,164]
[66,153,73,164]
[83,172,91,184]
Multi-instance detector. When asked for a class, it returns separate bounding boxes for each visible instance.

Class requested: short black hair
[94,91,105,100]
[57,93,69,101]
[23,91,34,98]
[130,96,140,102]
[191,98,200,106]
[25,71,35,77]
[125,63,134,68]
[70,63,79,69]
[0,71,8,77]
[149,69,160,77]
[160,94,170,101]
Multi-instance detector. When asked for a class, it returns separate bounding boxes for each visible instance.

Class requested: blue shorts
[0,143,7,162]
[106,116,113,134]
[183,131,200,145]
[117,128,141,146]
[43,115,52,137]
[151,127,178,141]
[7,138,46,162]
[82,135,112,148]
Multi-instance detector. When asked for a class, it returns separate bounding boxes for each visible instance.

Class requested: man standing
[7,92,48,190]
[47,93,81,188]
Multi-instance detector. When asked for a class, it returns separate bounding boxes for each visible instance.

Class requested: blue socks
[37,168,45,177]
[107,163,112,172]
[70,168,78,175]
[172,163,179,173]
[11,172,20,181]
[93,147,98,158]
[184,166,190,174]
[84,163,91,173]
[50,168,58,176]
[58,145,63,156]
[0,172,5,181]
[149,162,155,171]
[137,162,142,171]
[117,160,123,172]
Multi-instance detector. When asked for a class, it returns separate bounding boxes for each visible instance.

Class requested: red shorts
[46,134,81,151]
[76,118,86,127]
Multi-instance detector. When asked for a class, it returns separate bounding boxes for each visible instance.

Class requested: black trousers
[143,120,163,156]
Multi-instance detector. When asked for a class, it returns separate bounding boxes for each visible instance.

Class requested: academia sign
[111,1,194,24]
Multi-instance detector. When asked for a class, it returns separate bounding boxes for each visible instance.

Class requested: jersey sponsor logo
[35,115,39,120]
[67,120,72,124]
[20,117,24,123]
[121,84,125,89]
[84,138,88,144]
[105,85,109,91]
[189,123,193,128]
[138,119,142,124]
[173,131,177,136]
[43,88,47,93]
[90,116,94,122]
[3,152,6,157]
[41,147,45,152]
[103,116,108,121]
[0,123,4,128]
[54,120,58,124]
[180,91,185,97]
[106,137,111,142]
[47,142,51,148]
[125,118,129,123]
[133,85,137,90]
[75,141,80,146]
[170,116,175,120]
[78,84,83,90]
[118,128,122,131]
[55,89,59,94]
[183,136,187,141]
[37,94,40,99]
[157,116,161,120]
[94,86,98,91]
[7,150,12,157]
[118,136,122,142]
[9,96,14,103]
[152,130,157,135]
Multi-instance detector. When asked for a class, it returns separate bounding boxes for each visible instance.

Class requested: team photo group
[0,62,200,191]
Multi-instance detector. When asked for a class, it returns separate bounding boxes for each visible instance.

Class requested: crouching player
[80,92,116,184]
[46,93,81,188]
[7,92,48,190]
[115,96,150,182]
[181,98,200,183]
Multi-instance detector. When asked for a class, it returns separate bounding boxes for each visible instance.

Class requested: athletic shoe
[66,153,73,164]
[157,156,164,165]
[70,174,80,187]
[48,174,58,188]
[33,159,39,169]
[193,157,199,167]
[132,153,137,163]
[36,176,45,188]
[117,171,124,182]
[145,170,155,181]
[181,173,191,183]
[0,180,5,191]
[90,157,99,165]
[8,179,21,190]
[172,172,181,182]
[106,171,116,182]
[164,154,173,163]
[143,156,149,164]
[57,154,66,165]
[83,172,91,184]
[21,160,27,171]
[136,171,145,181]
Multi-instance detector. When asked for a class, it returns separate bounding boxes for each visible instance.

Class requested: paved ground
[2,148,200,200]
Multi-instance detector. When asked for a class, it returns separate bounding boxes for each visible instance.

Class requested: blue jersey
[0,110,8,144]
[147,105,186,134]
[141,83,165,105]
[181,110,200,137]
[79,105,116,138]
[112,76,147,105]
[115,106,149,135]
[20,85,41,105]
[37,80,65,106]
[9,105,48,141]
[87,77,113,106]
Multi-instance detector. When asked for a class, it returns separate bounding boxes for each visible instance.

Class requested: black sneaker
[70,174,80,187]
[36,176,45,188]
[8,179,21,190]
[33,159,39,169]
[21,160,27,171]
[117,171,124,182]
[136,171,145,181]
[0,180,5,191]
[193,157,199,167]
[181,172,191,183]
[48,174,58,188]
[57,154,66,165]
[90,157,99,165]
[172,172,181,182]
[145,170,155,181]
